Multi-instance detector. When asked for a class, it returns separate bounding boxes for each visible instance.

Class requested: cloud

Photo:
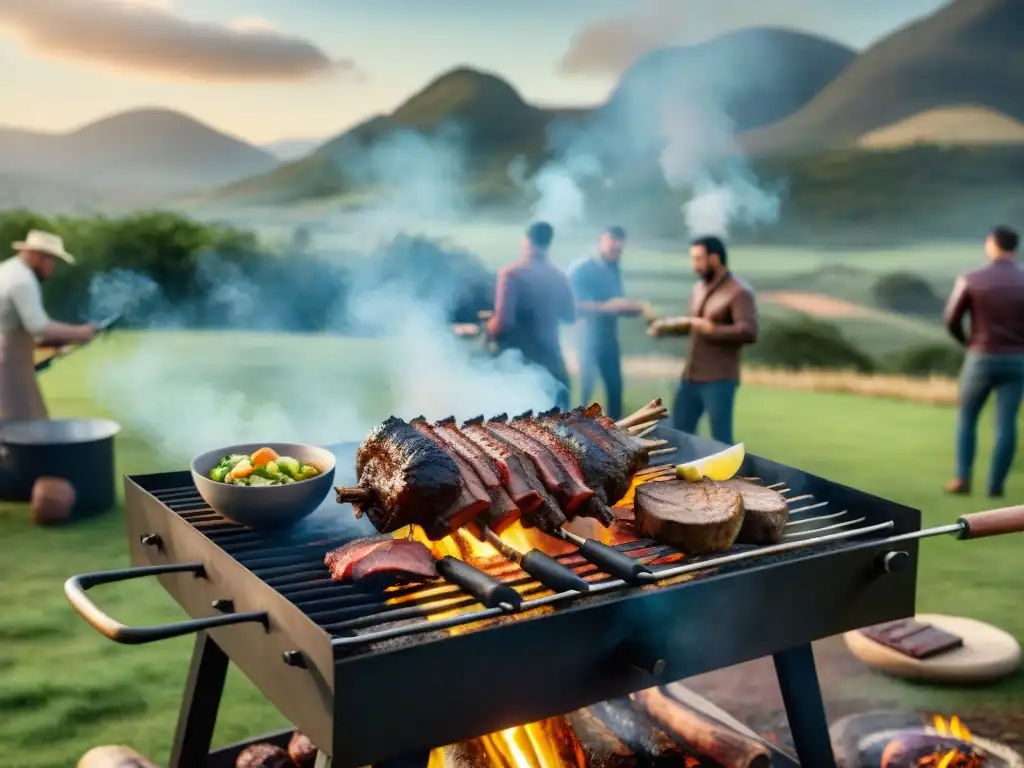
[559,0,843,76]
[0,0,359,83]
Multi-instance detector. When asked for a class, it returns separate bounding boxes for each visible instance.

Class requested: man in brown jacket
[649,236,758,444]
[943,225,1024,498]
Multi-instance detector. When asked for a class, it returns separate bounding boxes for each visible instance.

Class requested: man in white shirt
[0,230,96,420]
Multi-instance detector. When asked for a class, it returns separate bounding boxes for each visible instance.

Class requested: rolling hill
[263,138,325,161]
[0,109,279,202]
[210,29,854,205]
[857,107,1024,149]
[742,0,1024,154]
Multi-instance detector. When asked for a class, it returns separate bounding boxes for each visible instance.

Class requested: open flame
[920,716,982,768]
[391,472,687,767]
[880,714,985,768]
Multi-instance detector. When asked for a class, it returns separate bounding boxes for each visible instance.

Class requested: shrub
[748,314,875,373]
[871,272,944,317]
[885,343,965,378]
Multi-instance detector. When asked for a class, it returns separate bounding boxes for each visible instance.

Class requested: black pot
[0,419,121,517]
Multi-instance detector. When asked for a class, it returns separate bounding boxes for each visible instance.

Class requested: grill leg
[772,644,836,768]
[169,631,229,768]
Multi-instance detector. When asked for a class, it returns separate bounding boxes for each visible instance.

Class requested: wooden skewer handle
[958,505,1024,539]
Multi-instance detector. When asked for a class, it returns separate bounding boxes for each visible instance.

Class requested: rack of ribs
[335,400,671,540]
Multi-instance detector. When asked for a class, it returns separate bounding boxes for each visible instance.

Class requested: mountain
[213,67,548,203]
[0,108,279,199]
[606,27,856,133]
[743,0,1024,154]
[857,107,1024,149]
[212,31,853,205]
[263,138,325,161]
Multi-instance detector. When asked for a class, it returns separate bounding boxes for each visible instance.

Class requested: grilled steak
[340,416,462,533]
[451,417,542,514]
[503,416,595,513]
[235,743,294,768]
[287,732,317,768]
[718,478,789,545]
[325,538,437,584]
[634,479,744,554]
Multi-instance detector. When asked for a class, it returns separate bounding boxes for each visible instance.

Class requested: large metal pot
[0,419,121,516]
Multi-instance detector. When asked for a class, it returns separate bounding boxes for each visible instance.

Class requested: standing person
[943,225,1024,498]
[568,226,646,421]
[648,236,757,445]
[487,222,576,409]
[0,230,96,420]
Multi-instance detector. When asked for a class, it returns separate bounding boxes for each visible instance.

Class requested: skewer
[626,419,660,436]
[554,528,655,584]
[477,526,590,593]
[648,447,677,458]
[632,423,660,439]
[616,398,668,429]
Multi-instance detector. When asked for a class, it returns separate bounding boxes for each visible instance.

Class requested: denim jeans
[579,341,623,421]
[956,352,1024,494]
[672,379,739,445]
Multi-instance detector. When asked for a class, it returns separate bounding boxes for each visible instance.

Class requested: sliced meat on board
[634,479,744,555]
[717,477,790,545]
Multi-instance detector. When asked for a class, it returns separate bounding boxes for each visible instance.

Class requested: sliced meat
[332,539,437,583]
[555,412,633,503]
[503,415,595,513]
[459,418,541,512]
[634,479,744,554]
[288,732,317,768]
[486,418,582,521]
[529,419,615,526]
[235,744,294,768]
[467,420,566,533]
[431,418,501,488]
[411,419,492,538]
[323,535,392,581]
[718,478,790,545]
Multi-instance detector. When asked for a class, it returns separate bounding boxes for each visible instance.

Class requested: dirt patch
[762,291,875,319]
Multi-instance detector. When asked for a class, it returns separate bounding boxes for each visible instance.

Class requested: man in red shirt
[943,225,1024,498]
[487,222,576,409]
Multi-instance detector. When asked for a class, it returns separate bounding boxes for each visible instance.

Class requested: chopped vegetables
[207,447,323,486]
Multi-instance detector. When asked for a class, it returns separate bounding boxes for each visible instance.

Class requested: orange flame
[932,715,972,742]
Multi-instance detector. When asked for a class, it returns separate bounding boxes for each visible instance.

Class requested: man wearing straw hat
[0,230,96,420]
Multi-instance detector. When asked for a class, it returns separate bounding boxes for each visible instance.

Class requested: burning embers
[832,710,1024,768]
[426,687,772,768]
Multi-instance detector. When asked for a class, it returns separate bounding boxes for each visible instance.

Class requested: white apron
[0,324,48,421]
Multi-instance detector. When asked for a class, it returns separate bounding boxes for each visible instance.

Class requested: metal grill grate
[148,479,892,652]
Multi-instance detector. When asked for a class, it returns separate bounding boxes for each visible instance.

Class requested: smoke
[83,136,562,464]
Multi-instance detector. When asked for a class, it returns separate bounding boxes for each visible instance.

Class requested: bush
[748,314,875,373]
[871,272,944,317]
[885,343,965,378]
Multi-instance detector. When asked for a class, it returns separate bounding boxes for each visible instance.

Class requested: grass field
[1,332,1021,768]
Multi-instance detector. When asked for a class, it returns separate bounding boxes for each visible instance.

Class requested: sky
[0,0,951,145]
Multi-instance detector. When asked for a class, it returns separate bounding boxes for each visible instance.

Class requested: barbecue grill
[64,427,1024,768]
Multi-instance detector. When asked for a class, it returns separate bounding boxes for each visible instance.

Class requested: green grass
[1,332,1021,767]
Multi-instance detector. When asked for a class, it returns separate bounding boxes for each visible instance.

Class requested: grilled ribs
[336,405,662,540]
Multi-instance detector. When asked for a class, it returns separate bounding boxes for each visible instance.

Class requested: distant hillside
[607,27,855,133]
[263,138,325,161]
[743,0,1024,154]
[857,107,1024,148]
[213,31,853,205]
[0,109,278,200]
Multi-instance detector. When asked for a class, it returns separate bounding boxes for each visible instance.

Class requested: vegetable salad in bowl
[208,447,323,487]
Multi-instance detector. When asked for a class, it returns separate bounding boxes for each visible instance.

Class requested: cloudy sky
[0,0,949,145]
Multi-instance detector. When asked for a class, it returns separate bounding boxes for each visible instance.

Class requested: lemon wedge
[675,443,745,482]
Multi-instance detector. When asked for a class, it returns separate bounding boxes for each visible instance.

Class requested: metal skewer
[477,526,591,593]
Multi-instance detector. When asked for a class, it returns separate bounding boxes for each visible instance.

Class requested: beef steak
[718,478,789,545]
[634,479,744,554]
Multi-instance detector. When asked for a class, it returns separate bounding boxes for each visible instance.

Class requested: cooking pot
[0,419,121,517]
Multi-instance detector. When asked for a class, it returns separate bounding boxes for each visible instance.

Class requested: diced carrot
[227,459,254,481]
[250,447,279,467]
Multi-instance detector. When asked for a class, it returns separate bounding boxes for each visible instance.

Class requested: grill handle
[958,505,1024,539]
[64,563,269,645]
[436,556,522,611]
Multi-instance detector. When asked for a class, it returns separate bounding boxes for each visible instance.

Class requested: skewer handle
[577,539,652,584]
[957,505,1024,539]
[520,551,590,593]
[436,556,522,610]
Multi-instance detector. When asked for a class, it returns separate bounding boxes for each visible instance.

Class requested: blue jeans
[672,379,739,445]
[579,341,623,421]
[956,352,1024,494]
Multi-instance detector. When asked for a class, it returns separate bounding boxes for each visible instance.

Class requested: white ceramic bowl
[191,442,337,529]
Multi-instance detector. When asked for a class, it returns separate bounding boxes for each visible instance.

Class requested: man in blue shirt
[568,226,646,420]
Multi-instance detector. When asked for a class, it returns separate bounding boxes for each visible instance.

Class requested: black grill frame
[113,429,921,767]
